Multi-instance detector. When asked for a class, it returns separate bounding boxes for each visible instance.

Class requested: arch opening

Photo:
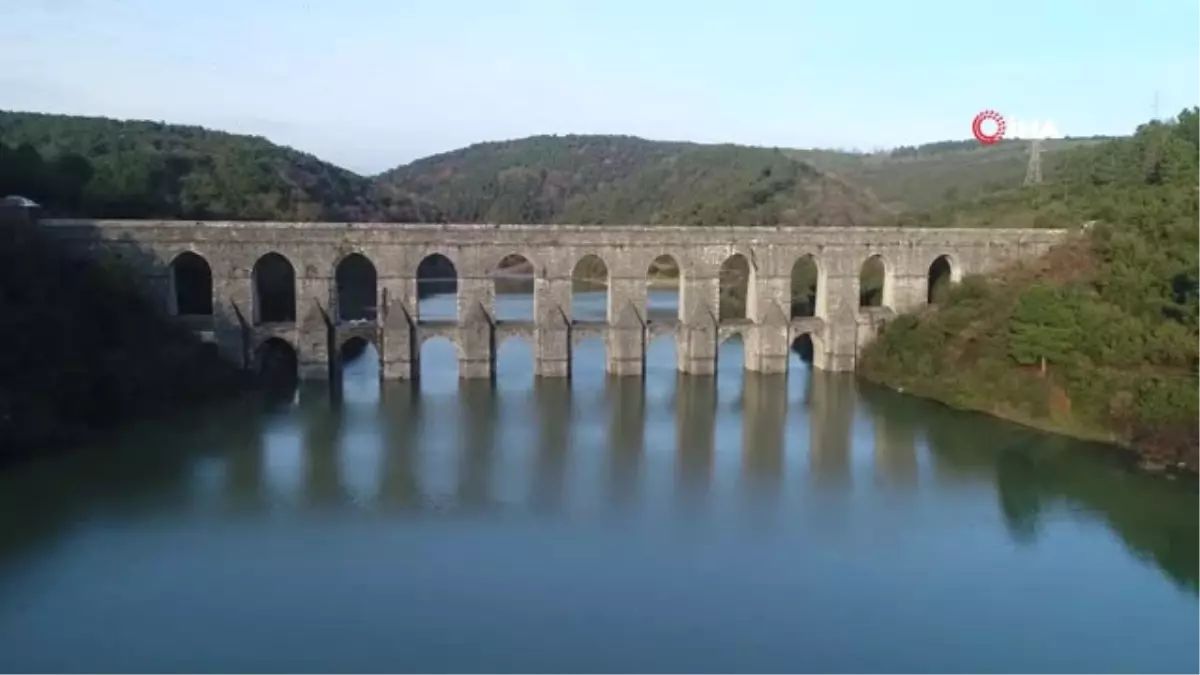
[927,255,954,305]
[339,336,374,364]
[170,251,213,316]
[495,336,534,391]
[644,333,678,404]
[859,255,886,309]
[717,333,747,405]
[791,334,815,365]
[338,336,380,403]
[336,253,378,322]
[419,337,459,394]
[417,254,458,322]
[255,337,298,389]
[646,254,682,322]
[719,253,752,321]
[790,255,819,319]
[572,254,609,323]
[493,253,535,322]
[252,252,296,324]
[571,336,607,388]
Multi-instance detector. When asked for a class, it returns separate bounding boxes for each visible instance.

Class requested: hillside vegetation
[377,134,889,227]
[0,110,442,222]
[4,109,1112,228]
[860,109,1199,471]
[793,137,1111,213]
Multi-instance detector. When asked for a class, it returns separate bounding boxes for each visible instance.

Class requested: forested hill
[376,135,891,226]
[860,108,1199,470]
[790,136,1112,213]
[0,110,442,222]
[0,109,1113,228]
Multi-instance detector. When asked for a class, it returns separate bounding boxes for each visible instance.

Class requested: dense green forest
[4,109,1110,229]
[1,109,1116,226]
[860,109,1199,470]
[377,134,889,227]
[0,111,443,222]
[379,133,1114,222]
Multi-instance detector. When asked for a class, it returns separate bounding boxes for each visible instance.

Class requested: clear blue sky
[2,0,1197,173]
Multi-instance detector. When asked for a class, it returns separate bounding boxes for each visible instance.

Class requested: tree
[1009,284,1078,375]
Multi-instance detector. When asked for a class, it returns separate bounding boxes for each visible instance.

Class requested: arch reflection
[675,374,717,502]
[378,382,420,510]
[300,387,345,508]
[456,379,499,510]
[741,372,787,495]
[858,382,919,487]
[807,371,856,486]
[532,378,571,511]
[605,377,646,511]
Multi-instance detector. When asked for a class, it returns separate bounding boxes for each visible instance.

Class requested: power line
[1023,138,1043,186]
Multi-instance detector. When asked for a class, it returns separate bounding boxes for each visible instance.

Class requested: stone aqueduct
[41,219,1067,381]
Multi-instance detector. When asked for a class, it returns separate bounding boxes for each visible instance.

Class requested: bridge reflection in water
[204,335,975,517]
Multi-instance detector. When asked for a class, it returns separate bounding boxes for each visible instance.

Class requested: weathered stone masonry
[40,219,1067,381]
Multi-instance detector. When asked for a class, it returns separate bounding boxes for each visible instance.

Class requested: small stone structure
[39,218,1067,382]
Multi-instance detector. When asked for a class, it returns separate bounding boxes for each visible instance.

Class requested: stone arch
[338,333,380,361]
[644,330,678,378]
[718,329,745,346]
[418,332,465,360]
[252,252,297,324]
[496,333,535,349]
[790,332,819,366]
[495,334,535,384]
[646,252,683,321]
[719,252,755,321]
[254,336,298,380]
[492,251,537,322]
[565,325,600,346]
[335,252,378,322]
[789,254,821,318]
[492,249,541,275]
[570,333,608,380]
[168,250,212,316]
[418,334,462,383]
[717,330,748,384]
[858,253,891,309]
[571,253,610,322]
[335,335,382,398]
[416,252,459,321]
[927,254,960,305]
[717,321,754,348]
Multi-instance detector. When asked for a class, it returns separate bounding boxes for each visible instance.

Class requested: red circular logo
[972,110,1006,145]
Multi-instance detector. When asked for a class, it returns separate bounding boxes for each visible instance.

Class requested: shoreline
[858,373,1197,476]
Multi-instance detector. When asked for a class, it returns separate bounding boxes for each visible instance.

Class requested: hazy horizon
[3,0,1197,173]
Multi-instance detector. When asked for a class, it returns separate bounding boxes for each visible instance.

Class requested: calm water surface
[0,291,1196,673]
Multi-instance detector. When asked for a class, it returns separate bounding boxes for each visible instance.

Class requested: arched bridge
[40,219,1067,381]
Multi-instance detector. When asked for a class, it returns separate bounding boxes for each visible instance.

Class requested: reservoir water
[0,291,1196,673]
